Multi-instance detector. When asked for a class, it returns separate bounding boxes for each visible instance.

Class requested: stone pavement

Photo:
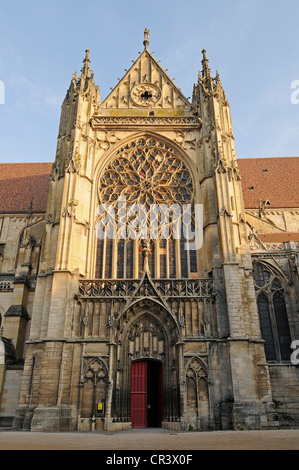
[0,428,299,450]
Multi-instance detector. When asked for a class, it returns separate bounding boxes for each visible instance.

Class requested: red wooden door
[131,361,147,428]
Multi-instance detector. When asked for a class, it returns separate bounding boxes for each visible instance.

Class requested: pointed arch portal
[109,299,181,427]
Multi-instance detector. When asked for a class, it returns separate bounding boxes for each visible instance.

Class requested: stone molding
[91,115,201,130]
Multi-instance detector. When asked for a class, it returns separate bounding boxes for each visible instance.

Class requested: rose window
[98,137,193,208]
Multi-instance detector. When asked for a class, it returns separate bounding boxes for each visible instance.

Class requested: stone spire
[81,49,91,77]
[215,69,228,104]
[201,49,211,79]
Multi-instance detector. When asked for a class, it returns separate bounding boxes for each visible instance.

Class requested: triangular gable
[102,49,190,110]
[119,270,171,314]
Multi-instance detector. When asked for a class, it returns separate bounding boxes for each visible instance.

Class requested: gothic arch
[109,274,182,342]
[82,356,109,379]
[253,260,293,362]
[92,132,201,279]
[79,356,109,420]
[185,355,208,375]
[113,297,181,346]
[252,259,290,290]
[185,355,211,430]
[110,299,182,425]
[94,130,199,191]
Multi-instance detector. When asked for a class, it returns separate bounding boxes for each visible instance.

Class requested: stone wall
[246,209,299,233]
[269,365,299,426]
[0,368,23,427]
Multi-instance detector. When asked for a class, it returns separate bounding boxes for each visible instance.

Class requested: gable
[102,49,190,111]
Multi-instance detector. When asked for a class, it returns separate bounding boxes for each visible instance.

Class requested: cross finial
[143,28,150,49]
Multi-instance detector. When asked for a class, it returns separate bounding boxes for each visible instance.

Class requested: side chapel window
[253,263,292,362]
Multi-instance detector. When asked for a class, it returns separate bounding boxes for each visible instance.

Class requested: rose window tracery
[98,137,193,208]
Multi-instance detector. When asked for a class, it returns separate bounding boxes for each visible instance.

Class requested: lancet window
[253,262,292,362]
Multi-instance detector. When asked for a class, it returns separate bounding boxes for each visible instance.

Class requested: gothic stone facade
[1,33,299,432]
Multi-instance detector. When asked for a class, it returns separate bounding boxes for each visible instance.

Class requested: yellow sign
[97,403,103,411]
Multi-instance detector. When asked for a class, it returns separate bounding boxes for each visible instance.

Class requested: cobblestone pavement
[0,428,299,450]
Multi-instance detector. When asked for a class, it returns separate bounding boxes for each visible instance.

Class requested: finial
[143,28,150,49]
[201,48,211,79]
[26,198,33,220]
[215,69,226,97]
[215,69,223,87]
[81,49,91,77]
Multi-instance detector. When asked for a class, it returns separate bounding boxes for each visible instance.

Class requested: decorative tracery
[80,357,108,419]
[253,262,292,361]
[186,356,208,385]
[127,314,166,362]
[96,136,197,279]
[186,356,210,428]
[98,137,193,209]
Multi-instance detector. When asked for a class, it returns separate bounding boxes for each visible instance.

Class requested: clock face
[130,83,161,107]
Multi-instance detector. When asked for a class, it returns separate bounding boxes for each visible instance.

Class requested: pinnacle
[201,48,211,79]
[81,49,91,77]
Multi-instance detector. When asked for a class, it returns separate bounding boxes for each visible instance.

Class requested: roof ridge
[0,161,52,165]
[238,156,299,160]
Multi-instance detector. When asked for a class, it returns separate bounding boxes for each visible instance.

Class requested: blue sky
[0,0,298,163]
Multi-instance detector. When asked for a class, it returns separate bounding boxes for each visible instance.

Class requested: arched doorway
[110,301,182,427]
[130,359,163,428]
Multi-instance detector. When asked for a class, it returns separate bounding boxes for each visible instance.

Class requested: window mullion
[269,290,282,362]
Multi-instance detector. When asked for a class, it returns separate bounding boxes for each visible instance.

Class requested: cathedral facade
[0,31,299,432]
